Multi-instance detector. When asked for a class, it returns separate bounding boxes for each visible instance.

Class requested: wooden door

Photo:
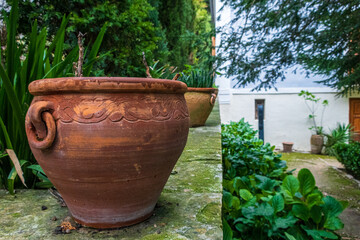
[349,98,360,141]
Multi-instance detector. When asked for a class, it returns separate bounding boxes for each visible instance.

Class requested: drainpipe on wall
[258,104,264,142]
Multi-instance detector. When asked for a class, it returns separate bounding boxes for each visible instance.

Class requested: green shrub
[158,0,195,68]
[334,142,360,179]
[222,120,346,240]
[13,0,215,77]
[12,0,163,77]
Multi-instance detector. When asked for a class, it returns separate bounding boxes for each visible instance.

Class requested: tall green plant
[299,90,328,135]
[0,0,107,193]
[178,69,215,88]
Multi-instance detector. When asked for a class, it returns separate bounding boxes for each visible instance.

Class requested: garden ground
[282,152,360,239]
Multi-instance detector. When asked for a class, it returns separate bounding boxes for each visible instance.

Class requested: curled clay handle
[25,101,56,150]
[210,93,217,106]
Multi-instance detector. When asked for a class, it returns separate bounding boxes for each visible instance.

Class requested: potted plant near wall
[178,69,218,127]
[299,90,328,154]
[22,15,190,231]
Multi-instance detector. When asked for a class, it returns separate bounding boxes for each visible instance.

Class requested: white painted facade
[219,88,354,151]
[215,0,356,151]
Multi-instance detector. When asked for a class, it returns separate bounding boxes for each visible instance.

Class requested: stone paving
[0,104,223,240]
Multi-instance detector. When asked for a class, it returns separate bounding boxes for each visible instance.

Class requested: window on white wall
[255,99,265,120]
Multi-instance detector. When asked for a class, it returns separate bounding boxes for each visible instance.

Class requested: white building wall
[220,88,351,151]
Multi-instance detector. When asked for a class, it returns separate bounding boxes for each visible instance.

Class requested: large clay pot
[185,88,218,127]
[310,134,324,154]
[25,77,189,228]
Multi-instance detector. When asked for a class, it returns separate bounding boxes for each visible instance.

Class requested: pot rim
[186,87,218,94]
[28,77,188,95]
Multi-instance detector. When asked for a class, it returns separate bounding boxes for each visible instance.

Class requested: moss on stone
[196,202,221,224]
[164,161,222,193]
[280,152,335,162]
[141,232,188,240]
[324,168,360,209]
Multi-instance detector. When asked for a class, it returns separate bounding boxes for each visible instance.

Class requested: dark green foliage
[222,120,346,240]
[158,0,196,69]
[158,0,215,71]
[147,0,170,62]
[73,0,159,77]
[12,0,215,76]
[219,0,360,95]
[12,0,162,77]
[178,70,215,88]
[334,142,360,179]
[189,0,216,72]
[324,124,352,156]
[0,0,105,192]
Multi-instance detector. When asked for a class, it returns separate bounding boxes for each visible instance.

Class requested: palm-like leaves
[179,70,215,88]
[324,123,353,156]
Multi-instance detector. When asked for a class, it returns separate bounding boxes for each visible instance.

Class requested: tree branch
[142,52,152,78]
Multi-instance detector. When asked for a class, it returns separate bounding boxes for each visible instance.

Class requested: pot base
[310,135,324,154]
[73,210,154,229]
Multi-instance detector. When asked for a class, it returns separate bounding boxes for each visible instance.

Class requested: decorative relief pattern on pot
[36,95,189,123]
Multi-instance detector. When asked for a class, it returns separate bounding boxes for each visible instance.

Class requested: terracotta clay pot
[185,88,218,127]
[25,77,189,228]
[282,142,294,153]
[310,134,324,154]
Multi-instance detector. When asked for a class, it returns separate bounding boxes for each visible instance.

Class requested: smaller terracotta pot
[185,88,218,127]
[310,135,324,154]
[282,142,294,153]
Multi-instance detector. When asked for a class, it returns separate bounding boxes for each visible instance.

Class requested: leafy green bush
[334,142,360,179]
[324,123,352,156]
[11,0,162,77]
[222,120,346,240]
[178,69,215,88]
